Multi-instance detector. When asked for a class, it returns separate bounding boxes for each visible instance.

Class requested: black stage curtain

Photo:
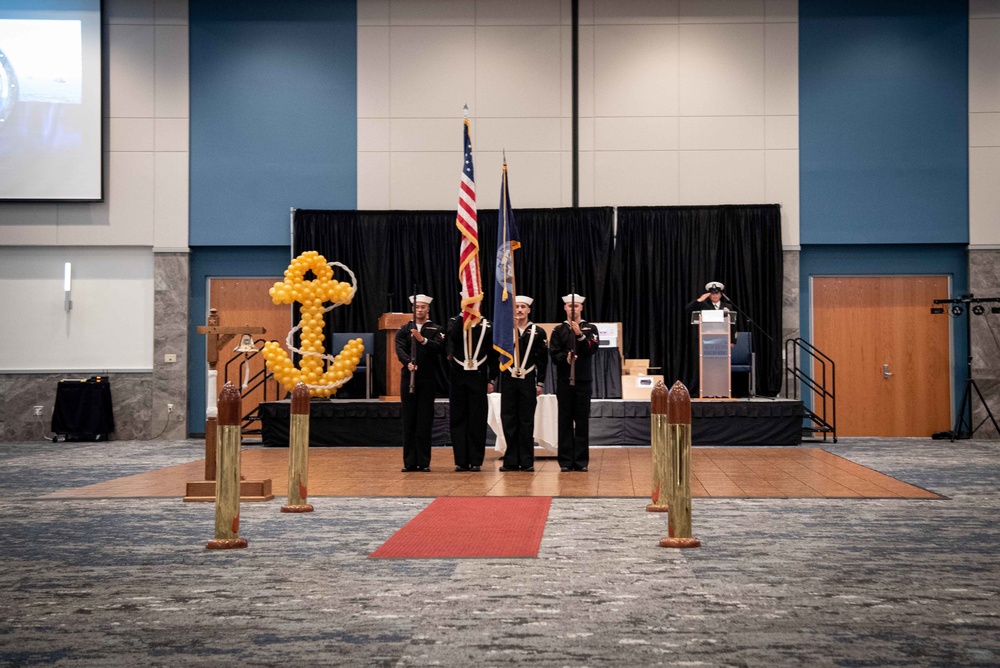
[294,208,616,330]
[615,205,783,396]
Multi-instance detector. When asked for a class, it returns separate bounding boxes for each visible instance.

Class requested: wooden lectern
[377,312,411,401]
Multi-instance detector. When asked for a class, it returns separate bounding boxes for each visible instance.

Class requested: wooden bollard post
[206,382,248,550]
[646,381,669,512]
[660,381,700,549]
[281,383,314,513]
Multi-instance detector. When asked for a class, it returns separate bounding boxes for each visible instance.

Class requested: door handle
[883,363,893,379]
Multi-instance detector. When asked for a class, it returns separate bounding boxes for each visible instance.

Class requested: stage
[259,396,804,448]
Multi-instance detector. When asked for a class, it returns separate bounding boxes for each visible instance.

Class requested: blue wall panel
[800,0,968,244]
[187,246,291,434]
[189,0,357,247]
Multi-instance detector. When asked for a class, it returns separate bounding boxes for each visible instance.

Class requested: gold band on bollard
[282,383,314,513]
[660,381,700,549]
[207,382,248,550]
[646,381,669,512]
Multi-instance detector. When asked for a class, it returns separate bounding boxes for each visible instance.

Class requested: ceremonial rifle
[569,284,577,387]
[409,283,417,395]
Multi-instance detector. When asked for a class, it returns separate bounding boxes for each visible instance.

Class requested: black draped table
[52,377,115,441]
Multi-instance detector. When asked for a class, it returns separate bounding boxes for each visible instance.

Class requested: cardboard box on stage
[622,373,663,400]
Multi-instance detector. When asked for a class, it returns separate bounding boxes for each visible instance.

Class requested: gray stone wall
[969,249,1000,439]
[780,249,800,397]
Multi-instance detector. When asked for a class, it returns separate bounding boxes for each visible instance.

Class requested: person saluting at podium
[395,294,444,472]
[550,293,599,472]
[687,281,732,313]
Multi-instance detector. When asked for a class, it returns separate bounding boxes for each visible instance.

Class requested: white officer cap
[515,295,533,305]
[408,294,433,305]
[561,293,586,304]
[705,281,724,292]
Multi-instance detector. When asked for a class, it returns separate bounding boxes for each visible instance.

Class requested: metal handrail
[784,337,837,443]
[222,339,277,435]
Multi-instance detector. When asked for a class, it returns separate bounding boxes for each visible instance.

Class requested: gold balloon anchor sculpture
[261,251,365,398]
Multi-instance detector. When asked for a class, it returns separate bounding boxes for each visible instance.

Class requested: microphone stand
[722,293,774,345]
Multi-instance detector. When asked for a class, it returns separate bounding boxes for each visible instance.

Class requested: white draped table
[487,393,559,455]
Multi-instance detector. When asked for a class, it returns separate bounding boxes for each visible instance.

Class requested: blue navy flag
[493,160,520,371]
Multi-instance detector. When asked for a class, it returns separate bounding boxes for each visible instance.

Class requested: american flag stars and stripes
[456,116,483,330]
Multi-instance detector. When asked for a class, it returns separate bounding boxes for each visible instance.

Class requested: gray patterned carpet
[1,438,998,667]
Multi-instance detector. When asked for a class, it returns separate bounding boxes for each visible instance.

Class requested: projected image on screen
[0,1,102,201]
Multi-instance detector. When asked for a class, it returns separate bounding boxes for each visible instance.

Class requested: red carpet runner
[369,497,552,558]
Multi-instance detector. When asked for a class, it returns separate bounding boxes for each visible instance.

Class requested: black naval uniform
[549,319,600,471]
[395,319,445,471]
[445,316,497,471]
[499,322,548,471]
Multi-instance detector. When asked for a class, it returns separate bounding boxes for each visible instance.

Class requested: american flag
[456,115,482,329]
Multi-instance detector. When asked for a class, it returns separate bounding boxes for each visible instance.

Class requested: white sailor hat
[561,293,586,304]
[705,281,724,292]
[408,294,433,305]
[515,295,533,305]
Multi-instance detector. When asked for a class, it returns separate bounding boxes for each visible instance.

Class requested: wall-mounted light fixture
[64,262,72,311]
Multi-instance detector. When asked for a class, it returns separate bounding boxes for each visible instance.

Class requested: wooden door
[812,276,951,437]
[209,278,290,428]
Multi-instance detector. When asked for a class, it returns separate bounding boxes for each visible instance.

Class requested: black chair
[731,331,755,398]
[329,332,375,398]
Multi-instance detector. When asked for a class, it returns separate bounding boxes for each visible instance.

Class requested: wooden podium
[377,312,411,401]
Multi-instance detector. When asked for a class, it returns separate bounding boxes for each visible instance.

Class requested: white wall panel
[57,153,155,245]
[680,116,764,150]
[765,115,798,149]
[970,0,1000,19]
[970,18,1000,112]
[680,0,763,23]
[970,147,1000,245]
[107,24,156,118]
[154,119,189,152]
[106,0,155,24]
[477,0,561,25]
[765,149,799,247]
[359,0,390,25]
[390,0,475,25]
[595,117,678,151]
[154,25,189,118]
[478,152,563,208]
[357,27,391,118]
[358,119,391,152]
[110,118,155,152]
[390,119,465,152]
[595,151,679,205]
[679,150,765,204]
[594,24,679,117]
[478,119,561,152]
[594,0,679,24]
[390,27,475,117]
[358,152,392,209]
[765,0,797,22]
[970,113,1000,147]
[0,205,59,244]
[155,0,188,24]
[476,26,562,118]
[0,248,154,372]
[154,152,189,249]
[765,22,798,115]
[390,152,461,209]
[679,23,764,116]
